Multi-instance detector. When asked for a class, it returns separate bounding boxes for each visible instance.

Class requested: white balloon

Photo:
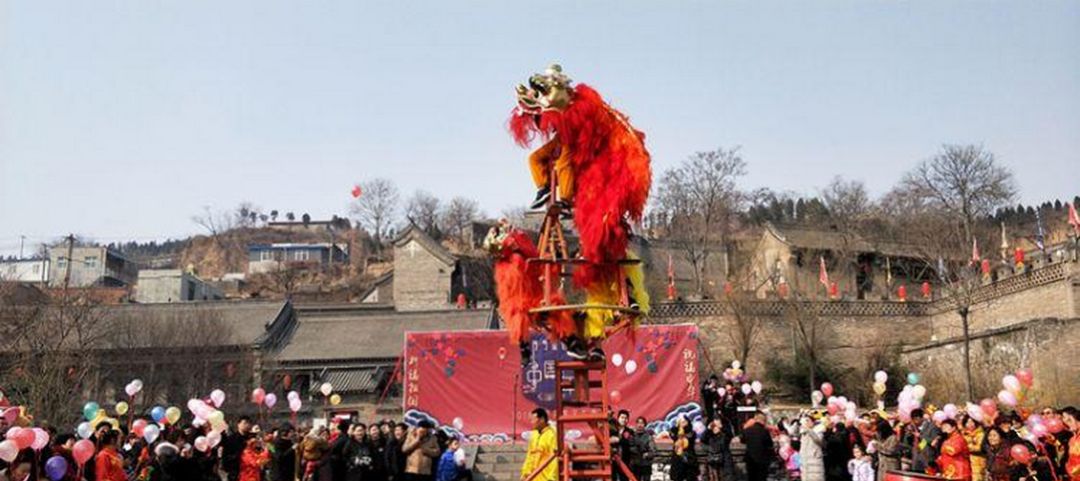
[77,422,92,440]
[320,383,333,396]
[874,371,888,384]
[912,385,927,400]
[452,417,464,430]
[612,354,624,367]
[731,360,742,370]
[143,424,160,444]
[741,383,752,395]
[625,360,638,375]
[751,381,763,394]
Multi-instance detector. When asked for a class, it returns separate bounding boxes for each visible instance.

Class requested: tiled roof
[765,222,924,258]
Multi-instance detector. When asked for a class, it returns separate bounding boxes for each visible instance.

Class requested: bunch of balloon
[123,379,143,431]
[871,370,888,410]
[252,387,267,427]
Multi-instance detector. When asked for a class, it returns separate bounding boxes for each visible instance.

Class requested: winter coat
[702,429,736,477]
[848,458,874,481]
[825,427,854,481]
[875,434,901,481]
[801,428,827,481]
[626,430,657,468]
[344,439,375,481]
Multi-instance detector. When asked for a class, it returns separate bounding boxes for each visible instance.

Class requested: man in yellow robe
[521,408,558,481]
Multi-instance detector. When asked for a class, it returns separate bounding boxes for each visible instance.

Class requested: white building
[0,258,50,283]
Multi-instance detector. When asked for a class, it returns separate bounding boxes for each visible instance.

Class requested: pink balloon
[821,383,834,397]
[827,403,839,415]
[289,398,302,412]
[943,404,958,419]
[1031,423,1048,438]
[980,398,998,417]
[132,419,148,437]
[31,428,49,451]
[251,388,266,404]
[264,393,277,408]
[8,427,34,450]
[1045,418,1065,434]
[0,440,17,463]
[1,408,17,424]
[72,439,95,466]
[932,411,948,423]
[1015,368,1034,387]
[1010,444,1033,464]
[1002,375,1021,393]
[193,436,209,453]
[206,430,222,448]
[997,390,1018,407]
[210,389,226,408]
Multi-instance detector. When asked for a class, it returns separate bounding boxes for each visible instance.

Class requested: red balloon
[1010,444,1033,464]
[251,388,266,404]
[351,185,362,198]
[73,439,95,466]
[1015,368,1034,388]
[132,419,147,437]
[609,390,622,405]
[12,428,34,450]
[821,382,834,397]
[979,398,997,415]
[1045,418,1065,434]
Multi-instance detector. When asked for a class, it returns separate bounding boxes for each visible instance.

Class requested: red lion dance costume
[488,64,651,361]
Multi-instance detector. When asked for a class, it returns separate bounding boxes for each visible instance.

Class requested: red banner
[403,324,701,443]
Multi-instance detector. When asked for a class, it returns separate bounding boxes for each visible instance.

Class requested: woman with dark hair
[981,428,1011,481]
[960,416,985,481]
[875,420,901,481]
[701,418,734,481]
[669,417,698,481]
[936,420,971,481]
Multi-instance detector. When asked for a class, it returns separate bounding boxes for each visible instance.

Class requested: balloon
[192,417,206,428]
[1010,444,1033,464]
[45,455,69,481]
[932,411,947,423]
[206,430,222,448]
[115,401,129,416]
[1045,418,1065,434]
[251,388,266,404]
[731,360,742,370]
[751,381,763,394]
[1028,415,1043,427]
[289,398,302,413]
[132,419,148,437]
[287,390,300,402]
[1031,423,1048,438]
[210,389,226,408]
[980,398,998,417]
[329,394,341,406]
[77,422,92,440]
[827,403,839,415]
[874,371,888,384]
[1,408,16,425]
[8,427,34,450]
[150,406,166,423]
[906,373,920,385]
[0,440,18,463]
[83,402,100,421]
[873,382,887,396]
[265,393,278,408]
[72,439,95,466]
[130,379,143,392]
[821,383,834,397]
[452,417,464,430]
[966,403,984,422]
[1015,368,1034,388]
[625,360,638,375]
[943,404,958,419]
[609,390,623,405]
[165,406,181,425]
[912,385,927,400]
[31,427,49,451]
[741,383,752,395]
[207,410,224,426]
[351,185,363,198]
[1002,375,1021,394]
[998,390,1018,407]
[194,436,209,453]
[811,390,824,406]
[692,420,706,435]
[611,354,623,367]
[143,424,160,444]
[320,383,333,396]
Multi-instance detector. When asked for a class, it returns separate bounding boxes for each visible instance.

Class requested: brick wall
[393,239,453,311]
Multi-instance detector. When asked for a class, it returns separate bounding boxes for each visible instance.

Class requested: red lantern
[1014,248,1025,266]
[723,282,734,296]
[456,293,467,309]
[828,282,839,299]
[981,259,991,275]
[897,285,907,302]
[282,374,292,390]
[776,282,788,299]
[667,284,676,301]
[921,282,931,299]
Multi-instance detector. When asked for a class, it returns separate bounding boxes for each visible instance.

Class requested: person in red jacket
[93,430,127,481]
[937,420,972,481]
[240,436,271,481]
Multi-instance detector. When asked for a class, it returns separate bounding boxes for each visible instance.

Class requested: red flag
[1069,202,1080,235]
[666,254,676,300]
[818,256,830,288]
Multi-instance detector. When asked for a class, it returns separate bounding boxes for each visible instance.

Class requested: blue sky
[1,1,1078,255]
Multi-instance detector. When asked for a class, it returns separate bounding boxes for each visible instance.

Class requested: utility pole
[63,234,75,294]
[19,235,25,259]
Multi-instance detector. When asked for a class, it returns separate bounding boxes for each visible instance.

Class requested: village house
[48,245,138,288]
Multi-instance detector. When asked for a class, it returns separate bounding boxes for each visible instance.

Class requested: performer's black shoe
[520,342,532,367]
[588,346,605,361]
[530,187,552,209]
[557,202,574,220]
[565,336,588,360]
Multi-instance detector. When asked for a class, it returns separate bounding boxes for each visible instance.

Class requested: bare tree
[350,179,400,253]
[405,190,442,238]
[440,197,481,246]
[654,147,747,296]
[0,285,110,426]
[819,177,874,296]
[894,144,1017,242]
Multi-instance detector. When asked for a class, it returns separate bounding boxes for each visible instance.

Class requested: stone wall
[393,239,453,311]
[900,317,1080,406]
